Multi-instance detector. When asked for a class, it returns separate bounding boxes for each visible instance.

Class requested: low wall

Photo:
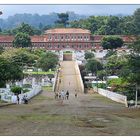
[75,61,84,93]
[1,85,42,104]
[53,69,60,92]
[53,71,58,92]
[93,87,128,107]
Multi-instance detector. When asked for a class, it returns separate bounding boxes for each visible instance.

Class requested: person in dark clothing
[55,92,58,100]
[66,90,69,100]
[58,92,61,99]
[17,95,20,104]
[23,95,28,104]
[75,93,77,98]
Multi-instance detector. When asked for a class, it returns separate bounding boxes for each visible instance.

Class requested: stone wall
[93,87,128,107]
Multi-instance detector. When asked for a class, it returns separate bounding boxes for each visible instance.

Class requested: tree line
[0,8,140,36]
[0,12,87,31]
[0,48,58,87]
[70,8,140,35]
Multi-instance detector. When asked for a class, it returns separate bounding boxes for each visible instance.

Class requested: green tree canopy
[133,8,140,35]
[38,52,58,71]
[85,52,95,60]
[13,32,32,48]
[101,36,124,50]
[56,13,69,27]
[1,48,38,69]
[0,57,22,87]
[124,38,140,85]
[106,54,128,76]
[85,58,103,75]
[12,22,34,35]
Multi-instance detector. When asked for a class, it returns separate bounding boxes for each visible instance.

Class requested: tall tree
[12,22,34,35]
[85,58,103,75]
[0,57,22,87]
[38,52,58,71]
[126,38,140,85]
[13,32,32,48]
[133,8,140,35]
[56,13,69,27]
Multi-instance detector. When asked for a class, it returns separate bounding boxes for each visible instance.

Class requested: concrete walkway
[57,61,82,96]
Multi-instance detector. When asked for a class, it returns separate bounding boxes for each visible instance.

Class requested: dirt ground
[0,90,140,136]
[0,61,140,136]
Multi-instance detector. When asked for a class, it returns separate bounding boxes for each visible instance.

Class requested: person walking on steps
[75,89,78,98]
[55,92,58,100]
[22,95,28,104]
[17,94,20,104]
[66,90,69,100]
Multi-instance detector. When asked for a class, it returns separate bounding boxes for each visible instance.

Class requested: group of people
[55,90,69,100]
[55,89,78,100]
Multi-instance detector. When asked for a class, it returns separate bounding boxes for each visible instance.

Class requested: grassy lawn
[42,86,53,92]
[24,71,55,75]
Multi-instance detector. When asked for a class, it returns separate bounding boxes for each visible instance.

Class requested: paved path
[0,61,140,136]
[57,61,82,95]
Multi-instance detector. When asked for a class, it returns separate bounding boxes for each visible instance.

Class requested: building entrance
[63,51,73,61]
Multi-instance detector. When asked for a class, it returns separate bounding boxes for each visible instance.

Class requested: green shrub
[126,92,135,100]
[97,83,106,89]
[11,86,22,95]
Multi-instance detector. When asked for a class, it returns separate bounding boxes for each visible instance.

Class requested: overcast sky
[0,5,140,19]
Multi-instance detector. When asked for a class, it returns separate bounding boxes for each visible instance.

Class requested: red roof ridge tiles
[45,28,91,34]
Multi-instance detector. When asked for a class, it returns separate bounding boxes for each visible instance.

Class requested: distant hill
[0,12,88,30]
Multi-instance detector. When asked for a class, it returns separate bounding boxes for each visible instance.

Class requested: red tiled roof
[45,28,91,34]
[0,35,14,42]
[121,36,135,42]
[0,35,48,43]
[31,35,47,42]
[0,34,136,43]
